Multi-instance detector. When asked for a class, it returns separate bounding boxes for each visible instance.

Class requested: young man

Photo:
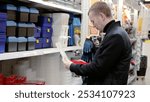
[62,2,132,85]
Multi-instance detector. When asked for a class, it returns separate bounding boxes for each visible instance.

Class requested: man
[63,2,132,85]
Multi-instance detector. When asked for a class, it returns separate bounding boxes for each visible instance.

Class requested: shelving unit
[0,0,88,85]
[0,46,82,61]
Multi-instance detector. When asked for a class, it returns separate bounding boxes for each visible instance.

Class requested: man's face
[89,11,104,32]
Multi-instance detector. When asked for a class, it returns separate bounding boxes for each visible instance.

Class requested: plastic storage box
[34,27,41,38]
[38,16,53,26]
[1,4,17,20]
[42,37,51,48]
[6,37,17,52]
[18,6,29,22]
[41,26,53,38]
[35,38,42,49]
[52,13,69,25]
[17,23,27,37]
[18,37,27,51]
[27,23,35,37]
[0,34,6,53]
[6,21,16,36]
[52,25,69,36]
[52,36,68,48]
[27,37,35,50]
[29,8,39,23]
[0,13,7,33]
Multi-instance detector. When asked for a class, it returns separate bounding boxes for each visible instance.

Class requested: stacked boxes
[37,15,53,48]
[52,13,69,48]
[0,13,7,53]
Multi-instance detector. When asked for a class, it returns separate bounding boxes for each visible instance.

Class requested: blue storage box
[41,26,53,38]
[29,8,39,22]
[73,17,81,26]
[18,6,29,22]
[35,38,42,49]
[39,16,53,26]
[6,21,16,36]
[0,4,17,20]
[27,37,36,50]
[34,27,41,38]
[17,23,27,37]
[26,23,35,37]
[42,37,51,48]
[18,37,27,51]
[68,24,74,46]
[0,34,6,53]
[6,37,18,52]
[0,13,7,33]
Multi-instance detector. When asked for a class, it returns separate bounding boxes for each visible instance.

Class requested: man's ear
[99,13,106,21]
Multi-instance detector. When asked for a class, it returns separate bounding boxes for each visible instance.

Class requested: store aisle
[133,42,150,85]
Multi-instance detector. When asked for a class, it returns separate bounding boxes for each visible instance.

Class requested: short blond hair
[89,2,112,17]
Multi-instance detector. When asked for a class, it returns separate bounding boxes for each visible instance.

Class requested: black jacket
[70,20,132,85]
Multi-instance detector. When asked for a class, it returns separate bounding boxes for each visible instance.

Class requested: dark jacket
[70,20,132,85]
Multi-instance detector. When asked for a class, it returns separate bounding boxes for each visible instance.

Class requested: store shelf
[19,0,82,14]
[0,46,82,61]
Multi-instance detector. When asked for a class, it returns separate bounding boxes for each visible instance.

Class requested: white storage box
[52,25,69,36]
[52,13,69,25]
[52,36,68,48]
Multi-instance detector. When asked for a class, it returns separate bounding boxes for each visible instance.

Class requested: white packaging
[52,13,70,25]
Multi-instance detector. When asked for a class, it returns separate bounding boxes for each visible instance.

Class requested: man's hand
[62,57,73,70]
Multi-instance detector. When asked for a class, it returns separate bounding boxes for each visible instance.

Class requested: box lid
[18,23,27,27]
[18,37,27,42]
[7,21,16,26]
[7,37,18,42]
[18,6,29,13]
[29,8,39,14]
[1,4,17,11]
[26,23,35,27]
[28,37,36,42]
[73,17,81,26]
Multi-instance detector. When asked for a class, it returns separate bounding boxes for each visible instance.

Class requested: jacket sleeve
[70,34,124,76]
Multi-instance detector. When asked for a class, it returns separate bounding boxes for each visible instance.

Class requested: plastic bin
[52,25,69,36]
[42,37,51,48]
[17,23,27,37]
[18,6,29,22]
[18,37,27,51]
[1,4,17,20]
[35,38,42,49]
[6,21,16,37]
[0,13,7,33]
[27,37,35,50]
[41,26,53,38]
[0,34,6,53]
[29,8,39,22]
[27,23,35,37]
[6,37,17,52]
[34,27,41,38]
[38,16,53,26]
[52,36,68,48]
[52,13,69,25]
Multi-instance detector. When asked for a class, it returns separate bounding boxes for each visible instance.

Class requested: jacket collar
[103,20,121,34]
